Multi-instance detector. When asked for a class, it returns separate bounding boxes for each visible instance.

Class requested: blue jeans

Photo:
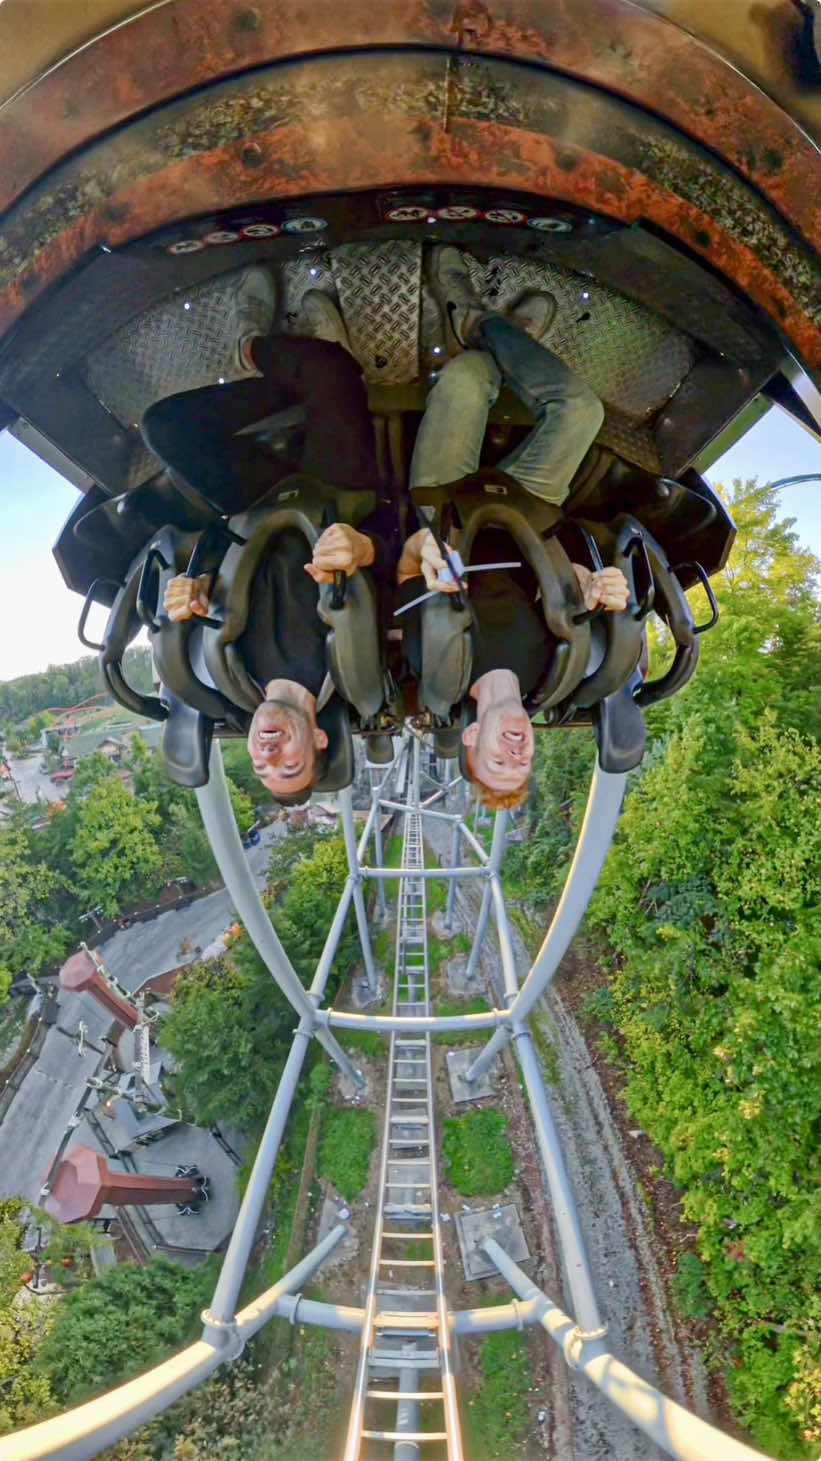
[410,316,604,505]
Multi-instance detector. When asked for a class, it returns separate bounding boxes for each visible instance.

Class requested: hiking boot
[302,289,354,355]
[233,267,277,375]
[507,290,559,345]
[427,245,490,350]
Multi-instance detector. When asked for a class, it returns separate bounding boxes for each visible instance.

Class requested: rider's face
[247,699,316,797]
[466,700,534,795]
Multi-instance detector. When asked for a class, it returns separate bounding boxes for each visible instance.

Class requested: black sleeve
[358,495,422,583]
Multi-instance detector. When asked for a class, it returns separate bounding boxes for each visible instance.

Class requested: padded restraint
[413,476,591,717]
[200,476,385,719]
[139,524,247,729]
[572,515,650,709]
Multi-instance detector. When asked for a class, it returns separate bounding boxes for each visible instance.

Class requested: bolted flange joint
[201,1308,245,1361]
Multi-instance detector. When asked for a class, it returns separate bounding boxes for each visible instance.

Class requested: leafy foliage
[442,1108,514,1196]
[161,833,357,1135]
[462,1325,531,1460]
[0,817,70,996]
[0,1199,56,1435]
[34,1256,217,1407]
[518,480,821,1457]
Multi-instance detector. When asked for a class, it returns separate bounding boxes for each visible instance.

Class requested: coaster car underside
[0,0,819,613]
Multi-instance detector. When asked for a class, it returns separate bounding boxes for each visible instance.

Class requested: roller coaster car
[0,1,818,789]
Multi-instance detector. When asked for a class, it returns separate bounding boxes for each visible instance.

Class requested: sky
[0,406,820,683]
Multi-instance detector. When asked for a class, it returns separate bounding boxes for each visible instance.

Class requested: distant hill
[0,647,154,726]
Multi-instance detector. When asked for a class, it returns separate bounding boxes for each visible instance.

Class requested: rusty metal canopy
[0,0,818,532]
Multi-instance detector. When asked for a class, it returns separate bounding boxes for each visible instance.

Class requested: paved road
[98,822,284,991]
[0,823,283,1203]
[5,752,62,805]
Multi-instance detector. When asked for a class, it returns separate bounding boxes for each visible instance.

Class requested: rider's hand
[304,523,375,583]
[397,528,459,592]
[572,563,630,612]
[164,573,213,622]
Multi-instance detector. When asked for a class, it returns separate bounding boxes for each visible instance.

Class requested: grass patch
[259,1100,312,1287]
[433,996,492,1046]
[317,1107,377,1200]
[338,1028,385,1058]
[461,1326,531,1460]
[442,1108,513,1196]
[531,1014,560,1087]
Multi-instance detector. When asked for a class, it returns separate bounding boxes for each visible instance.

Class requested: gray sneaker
[427,245,489,350]
[302,289,354,355]
[507,290,558,345]
[233,267,277,375]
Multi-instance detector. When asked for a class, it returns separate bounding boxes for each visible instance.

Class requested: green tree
[161,833,358,1134]
[34,1256,216,1408]
[0,820,70,996]
[0,1199,56,1435]
[69,763,162,916]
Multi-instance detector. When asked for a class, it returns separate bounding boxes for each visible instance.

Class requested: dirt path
[424,810,712,1460]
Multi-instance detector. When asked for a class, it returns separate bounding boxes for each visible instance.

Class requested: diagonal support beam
[196,741,362,1084]
[464,766,625,1085]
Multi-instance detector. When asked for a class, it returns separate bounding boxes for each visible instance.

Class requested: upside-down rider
[397,247,629,809]
[143,270,407,801]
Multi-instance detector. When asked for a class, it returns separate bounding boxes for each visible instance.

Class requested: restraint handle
[321,502,348,610]
[78,578,122,651]
[672,561,718,633]
[136,546,170,631]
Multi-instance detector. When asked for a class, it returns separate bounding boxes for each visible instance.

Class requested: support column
[338,785,378,995]
[394,1366,421,1461]
[465,766,625,1085]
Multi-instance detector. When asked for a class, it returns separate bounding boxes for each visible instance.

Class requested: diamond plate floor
[81,244,694,480]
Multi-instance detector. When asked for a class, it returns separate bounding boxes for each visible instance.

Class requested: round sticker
[528,215,573,233]
[385,204,430,222]
[483,208,527,224]
[436,205,480,220]
[281,216,328,233]
[204,230,241,245]
[240,222,281,238]
[167,238,205,254]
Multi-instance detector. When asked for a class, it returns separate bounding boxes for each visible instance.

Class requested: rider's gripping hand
[164,573,213,622]
[397,528,459,592]
[572,563,630,612]
[304,523,376,584]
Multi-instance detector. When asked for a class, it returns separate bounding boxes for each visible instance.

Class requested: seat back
[413,476,591,717]
[201,478,387,720]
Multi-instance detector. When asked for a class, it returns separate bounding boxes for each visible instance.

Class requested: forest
[0,647,154,728]
[505,478,821,1458]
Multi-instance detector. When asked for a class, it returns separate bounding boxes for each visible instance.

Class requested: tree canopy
[512,479,821,1458]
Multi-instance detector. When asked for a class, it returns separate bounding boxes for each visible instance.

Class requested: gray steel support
[196,743,362,1084]
[339,784,378,995]
[395,1367,421,1461]
[322,1009,502,1035]
[372,810,388,920]
[481,1240,771,1461]
[445,818,460,933]
[3,1228,347,1461]
[490,875,519,1004]
[465,766,625,1084]
[514,1026,603,1335]
[464,880,493,982]
[274,1295,364,1332]
[206,1024,313,1326]
[362,865,484,881]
